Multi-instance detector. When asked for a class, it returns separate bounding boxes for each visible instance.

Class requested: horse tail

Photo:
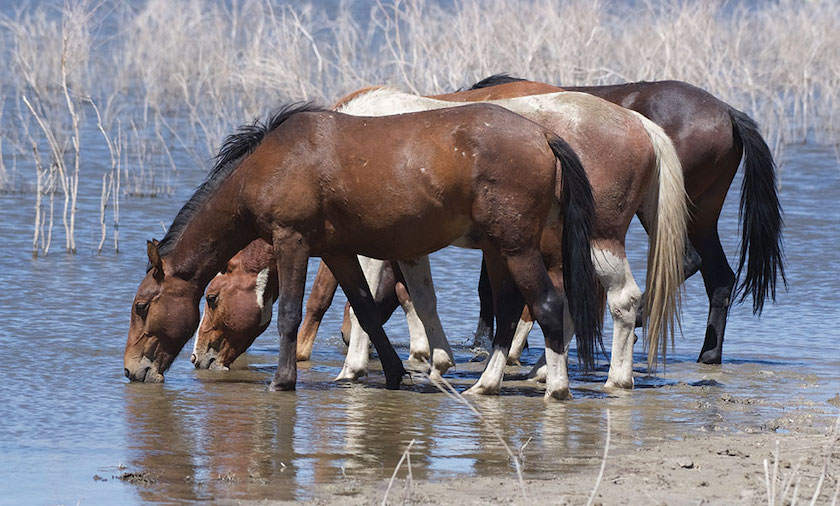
[729,108,786,314]
[547,135,601,370]
[632,111,688,368]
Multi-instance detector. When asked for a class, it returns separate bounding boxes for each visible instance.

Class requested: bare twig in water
[382,438,415,506]
[586,409,611,506]
[421,372,527,500]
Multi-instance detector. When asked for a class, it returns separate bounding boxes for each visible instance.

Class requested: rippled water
[0,140,838,503]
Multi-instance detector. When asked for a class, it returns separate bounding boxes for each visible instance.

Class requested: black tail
[729,108,787,314]
[548,136,601,369]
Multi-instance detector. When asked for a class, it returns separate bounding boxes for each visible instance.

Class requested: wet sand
[275,403,840,505]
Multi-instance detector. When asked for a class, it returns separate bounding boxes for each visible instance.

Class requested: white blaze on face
[255,268,272,326]
[192,271,222,356]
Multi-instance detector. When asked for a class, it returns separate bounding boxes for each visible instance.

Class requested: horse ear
[147,240,164,279]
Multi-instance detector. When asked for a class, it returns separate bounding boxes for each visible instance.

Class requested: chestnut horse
[123,102,600,396]
[190,88,687,396]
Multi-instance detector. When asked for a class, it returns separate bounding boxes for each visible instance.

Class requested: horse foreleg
[326,254,407,389]
[296,261,338,361]
[464,248,525,395]
[695,233,735,364]
[268,230,310,392]
[398,256,454,381]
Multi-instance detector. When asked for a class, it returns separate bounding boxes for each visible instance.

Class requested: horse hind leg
[695,231,735,364]
[593,245,641,390]
[394,280,432,368]
[397,256,455,381]
[502,249,573,401]
[464,248,526,395]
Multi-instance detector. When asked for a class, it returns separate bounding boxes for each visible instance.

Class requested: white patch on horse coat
[255,268,272,326]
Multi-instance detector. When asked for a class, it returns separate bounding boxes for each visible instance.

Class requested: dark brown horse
[466,75,785,365]
[123,102,599,393]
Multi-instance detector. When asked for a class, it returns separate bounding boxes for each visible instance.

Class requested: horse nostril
[190,353,197,364]
[124,368,130,379]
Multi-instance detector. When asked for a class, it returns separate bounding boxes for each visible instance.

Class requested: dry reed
[1,0,839,253]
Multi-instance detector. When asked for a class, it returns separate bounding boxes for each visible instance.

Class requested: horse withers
[124,102,599,396]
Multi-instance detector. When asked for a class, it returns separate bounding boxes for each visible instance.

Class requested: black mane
[469,73,527,90]
[150,102,327,267]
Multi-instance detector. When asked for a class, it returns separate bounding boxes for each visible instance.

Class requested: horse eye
[206,294,219,310]
[135,302,149,318]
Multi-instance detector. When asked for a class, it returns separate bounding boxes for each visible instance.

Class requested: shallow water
[1,138,838,504]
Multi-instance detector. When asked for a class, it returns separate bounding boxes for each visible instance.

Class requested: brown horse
[123,102,600,394]
[189,88,687,397]
[191,244,408,368]
[465,75,785,365]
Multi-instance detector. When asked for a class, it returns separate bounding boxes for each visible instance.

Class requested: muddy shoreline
[273,405,840,505]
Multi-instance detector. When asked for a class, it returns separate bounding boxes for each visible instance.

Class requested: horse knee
[609,285,641,325]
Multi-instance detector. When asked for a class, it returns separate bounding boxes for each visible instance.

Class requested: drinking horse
[191,88,688,395]
[123,102,600,398]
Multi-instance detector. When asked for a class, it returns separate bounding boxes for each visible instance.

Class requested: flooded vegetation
[0,0,839,504]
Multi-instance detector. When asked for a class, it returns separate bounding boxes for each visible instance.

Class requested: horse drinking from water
[123,102,599,396]
[191,87,688,396]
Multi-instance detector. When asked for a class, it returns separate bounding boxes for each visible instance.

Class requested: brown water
[1,138,839,503]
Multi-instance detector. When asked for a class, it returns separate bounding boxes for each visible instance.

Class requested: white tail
[631,111,689,368]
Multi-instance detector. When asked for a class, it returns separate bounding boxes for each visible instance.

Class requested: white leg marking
[592,248,641,390]
[397,257,454,380]
[507,318,534,365]
[403,298,431,367]
[337,257,385,381]
[464,346,508,395]
[543,302,574,400]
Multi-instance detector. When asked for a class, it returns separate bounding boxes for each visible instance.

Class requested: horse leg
[695,231,735,364]
[395,279,433,368]
[507,306,534,366]
[471,257,494,350]
[592,245,642,390]
[397,256,455,381]
[268,230,310,391]
[335,257,386,382]
[502,250,573,401]
[296,261,338,361]
[464,249,526,395]
[325,254,407,389]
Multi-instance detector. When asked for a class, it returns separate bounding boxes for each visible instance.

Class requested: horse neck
[167,176,257,290]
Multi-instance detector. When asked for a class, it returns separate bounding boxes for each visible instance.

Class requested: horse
[191,243,411,369]
[123,101,600,398]
[189,87,687,396]
[464,75,785,366]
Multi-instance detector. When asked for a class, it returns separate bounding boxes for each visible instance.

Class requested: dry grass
[0,0,838,252]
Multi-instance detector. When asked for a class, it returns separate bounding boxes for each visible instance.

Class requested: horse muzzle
[124,355,165,383]
[190,347,229,370]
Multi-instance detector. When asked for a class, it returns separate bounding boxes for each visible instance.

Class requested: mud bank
[277,407,839,506]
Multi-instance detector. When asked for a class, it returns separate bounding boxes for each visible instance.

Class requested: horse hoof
[506,357,521,366]
[385,375,404,390]
[268,380,296,392]
[698,350,722,365]
[406,354,430,370]
[334,367,366,382]
[605,377,634,390]
[544,387,572,401]
[526,365,547,383]
[463,383,500,396]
